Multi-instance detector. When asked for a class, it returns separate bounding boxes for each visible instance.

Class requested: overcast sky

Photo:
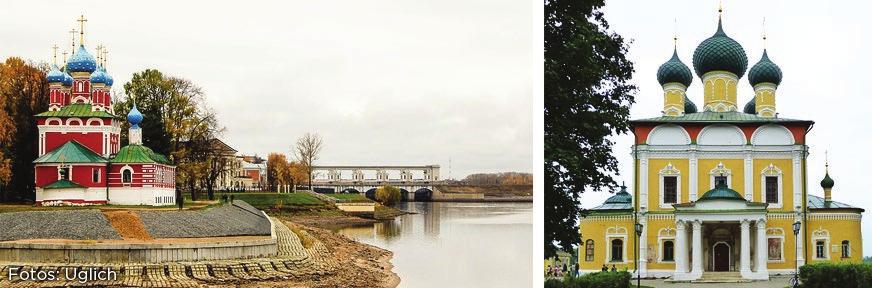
[0,0,532,179]
[578,0,872,254]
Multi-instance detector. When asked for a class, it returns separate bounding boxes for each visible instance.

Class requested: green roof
[748,50,783,86]
[692,18,748,78]
[808,195,862,211]
[36,103,116,118]
[820,172,834,189]
[591,186,633,211]
[657,49,693,87]
[632,111,811,124]
[698,184,745,201]
[34,141,107,163]
[43,179,85,189]
[111,144,171,164]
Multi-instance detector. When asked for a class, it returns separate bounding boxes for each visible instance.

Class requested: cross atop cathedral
[77,15,87,45]
[68,28,77,51]
[52,45,58,66]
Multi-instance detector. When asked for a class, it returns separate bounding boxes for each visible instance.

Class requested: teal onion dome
[605,185,632,204]
[699,182,745,201]
[692,18,748,78]
[684,96,698,113]
[67,45,97,73]
[46,65,65,83]
[90,66,108,84]
[127,104,144,128]
[821,172,834,189]
[743,97,756,114]
[748,50,783,86]
[657,48,693,87]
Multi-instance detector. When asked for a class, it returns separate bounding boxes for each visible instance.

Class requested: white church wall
[697,124,746,145]
[751,124,794,146]
[647,124,692,145]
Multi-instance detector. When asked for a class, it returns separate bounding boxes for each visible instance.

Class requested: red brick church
[33,20,175,206]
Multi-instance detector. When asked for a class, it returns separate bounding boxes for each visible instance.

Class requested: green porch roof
[111,144,171,164]
[698,185,745,201]
[632,111,811,124]
[43,179,86,189]
[808,195,863,211]
[33,141,107,163]
[36,103,117,118]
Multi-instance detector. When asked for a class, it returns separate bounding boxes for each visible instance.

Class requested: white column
[744,154,753,200]
[640,157,649,209]
[691,220,703,278]
[674,220,688,278]
[796,217,805,267]
[740,220,752,278]
[639,214,648,277]
[689,153,698,201]
[756,220,769,278]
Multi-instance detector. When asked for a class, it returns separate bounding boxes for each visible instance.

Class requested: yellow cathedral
[578,12,863,281]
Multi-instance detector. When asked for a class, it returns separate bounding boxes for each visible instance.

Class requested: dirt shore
[210,221,399,288]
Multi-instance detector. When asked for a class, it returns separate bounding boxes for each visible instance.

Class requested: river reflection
[332,202,533,288]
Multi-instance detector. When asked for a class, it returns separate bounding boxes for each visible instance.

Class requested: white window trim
[761,164,783,208]
[584,239,595,262]
[605,226,628,264]
[709,162,732,189]
[659,163,681,208]
[57,164,72,181]
[121,165,134,186]
[812,228,830,260]
[657,228,676,263]
[766,228,785,263]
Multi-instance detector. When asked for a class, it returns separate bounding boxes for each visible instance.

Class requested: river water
[332,201,533,288]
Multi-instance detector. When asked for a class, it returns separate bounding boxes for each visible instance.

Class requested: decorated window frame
[766,228,785,263]
[709,162,732,189]
[760,164,783,208]
[659,163,681,208]
[812,228,830,260]
[605,226,628,264]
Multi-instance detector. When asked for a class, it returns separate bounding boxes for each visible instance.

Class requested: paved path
[639,276,793,288]
[0,218,337,287]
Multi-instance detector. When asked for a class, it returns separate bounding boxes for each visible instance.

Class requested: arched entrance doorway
[713,242,731,271]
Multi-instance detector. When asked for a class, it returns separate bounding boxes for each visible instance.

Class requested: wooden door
[714,243,730,271]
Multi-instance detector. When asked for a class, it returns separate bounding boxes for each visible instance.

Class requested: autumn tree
[117,70,224,201]
[293,133,324,190]
[0,58,49,201]
[375,185,401,206]
[545,0,636,258]
[267,153,290,191]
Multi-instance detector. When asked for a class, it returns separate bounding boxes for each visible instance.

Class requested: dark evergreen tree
[545,0,636,258]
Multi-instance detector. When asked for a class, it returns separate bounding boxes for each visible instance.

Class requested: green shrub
[799,262,872,288]
[375,185,401,205]
[544,271,631,288]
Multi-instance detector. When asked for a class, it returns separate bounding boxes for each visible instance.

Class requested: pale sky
[0,0,533,180]
[579,0,872,254]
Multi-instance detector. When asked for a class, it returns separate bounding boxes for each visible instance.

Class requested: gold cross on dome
[77,15,88,45]
[62,51,68,64]
[69,28,77,50]
[52,45,59,66]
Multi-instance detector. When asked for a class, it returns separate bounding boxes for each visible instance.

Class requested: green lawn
[225,192,324,209]
[321,193,372,203]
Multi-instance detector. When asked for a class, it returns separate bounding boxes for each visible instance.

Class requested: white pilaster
[756,220,769,279]
[691,221,703,278]
[689,152,698,201]
[740,220,752,278]
[674,220,689,279]
[792,151,802,210]
[639,214,648,277]
[744,153,753,200]
[795,216,805,267]
[640,157,649,209]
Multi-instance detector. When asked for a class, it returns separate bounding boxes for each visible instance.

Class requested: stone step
[693,272,752,283]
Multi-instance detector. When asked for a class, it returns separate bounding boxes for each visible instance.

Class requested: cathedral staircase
[691,272,751,283]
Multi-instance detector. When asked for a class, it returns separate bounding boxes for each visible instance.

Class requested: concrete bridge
[311,165,440,201]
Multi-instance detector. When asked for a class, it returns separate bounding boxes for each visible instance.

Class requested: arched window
[662,240,675,262]
[92,168,101,183]
[610,239,623,262]
[585,239,594,262]
[842,240,851,258]
[122,169,133,184]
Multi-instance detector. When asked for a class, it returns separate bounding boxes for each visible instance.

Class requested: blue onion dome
[62,71,73,86]
[748,50,783,86]
[46,65,65,83]
[657,48,693,87]
[821,171,834,189]
[127,103,144,128]
[105,69,114,86]
[90,66,108,84]
[684,96,698,113]
[743,97,756,114]
[67,45,97,73]
[692,18,748,78]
